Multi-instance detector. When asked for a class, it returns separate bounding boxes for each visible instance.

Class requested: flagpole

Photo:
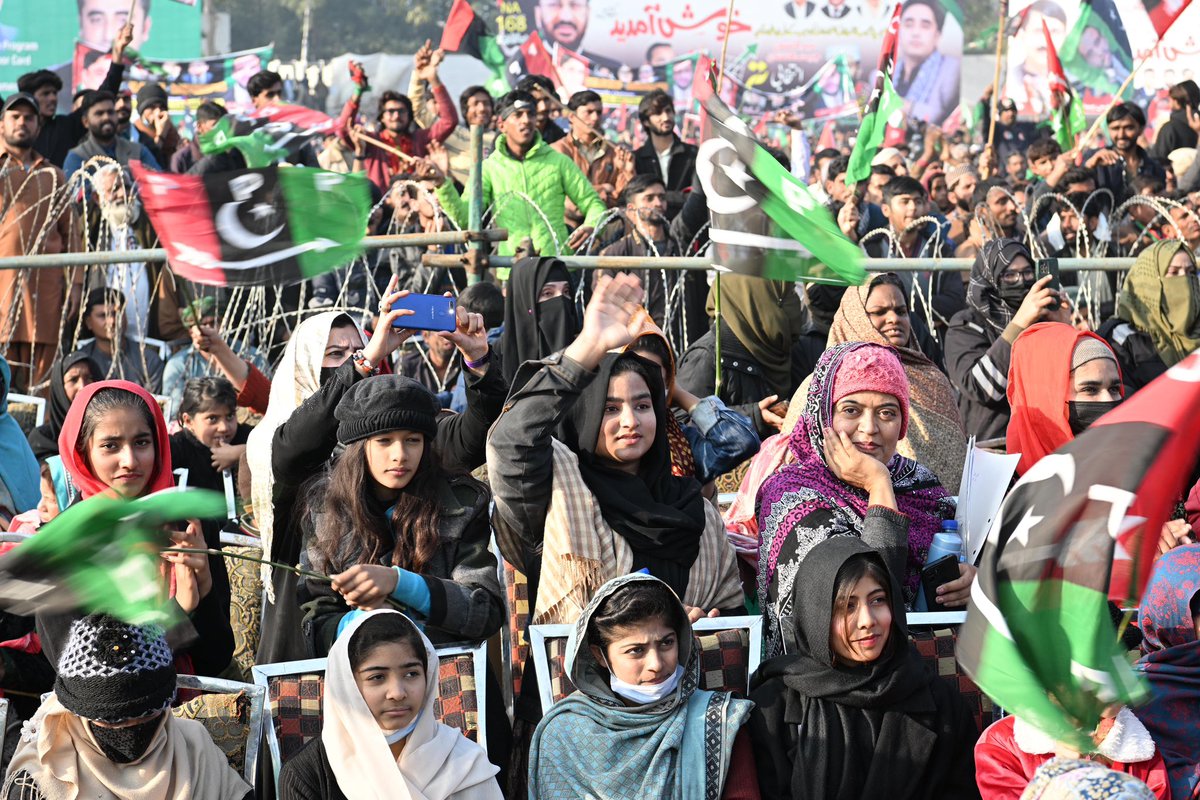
[358,132,418,163]
[1070,63,1142,157]
[712,0,737,397]
[162,547,332,583]
[986,0,1008,148]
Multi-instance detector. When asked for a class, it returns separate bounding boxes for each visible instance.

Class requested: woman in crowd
[528,573,758,799]
[624,312,759,489]
[1097,240,1199,392]
[298,373,503,653]
[748,537,979,799]
[1006,322,1124,476]
[25,350,100,462]
[945,239,1070,441]
[783,273,967,493]
[497,256,580,389]
[756,342,965,656]
[3,614,251,800]
[676,274,808,437]
[278,610,501,800]
[0,356,42,524]
[488,273,744,627]
[44,380,233,674]
[1134,543,1200,800]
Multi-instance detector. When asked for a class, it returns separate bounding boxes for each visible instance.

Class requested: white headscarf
[323,610,501,800]
[247,311,365,600]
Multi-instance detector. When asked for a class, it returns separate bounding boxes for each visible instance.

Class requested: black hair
[246,70,283,99]
[812,147,841,171]
[1132,174,1165,195]
[629,334,673,381]
[458,85,492,119]
[496,89,538,119]
[830,552,899,663]
[77,388,157,456]
[178,376,237,422]
[870,163,897,179]
[516,75,556,98]
[882,175,926,205]
[621,172,666,205]
[377,90,414,122]
[900,0,945,30]
[567,89,603,111]
[867,272,907,297]
[971,177,1010,209]
[76,0,149,12]
[826,155,851,183]
[73,88,91,104]
[645,42,672,63]
[80,90,116,115]
[1059,165,1096,189]
[1026,137,1062,163]
[1106,101,1146,129]
[348,613,428,674]
[17,69,62,96]
[608,352,660,398]
[586,580,686,652]
[457,281,504,331]
[84,286,124,317]
[637,89,674,128]
[195,101,227,124]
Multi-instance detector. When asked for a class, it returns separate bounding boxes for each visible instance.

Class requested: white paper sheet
[955,443,1021,564]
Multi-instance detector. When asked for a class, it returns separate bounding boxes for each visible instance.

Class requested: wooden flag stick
[987,0,1008,148]
[358,131,417,163]
[712,0,738,397]
[1071,63,1142,157]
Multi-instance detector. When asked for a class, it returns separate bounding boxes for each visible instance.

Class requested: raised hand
[563,272,645,370]
[436,299,489,366]
[362,275,417,367]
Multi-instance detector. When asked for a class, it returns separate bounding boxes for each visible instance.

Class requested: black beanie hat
[54,614,176,723]
[135,82,168,112]
[335,375,439,445]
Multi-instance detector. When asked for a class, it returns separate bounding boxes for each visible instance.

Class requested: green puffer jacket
[436,133,607,267]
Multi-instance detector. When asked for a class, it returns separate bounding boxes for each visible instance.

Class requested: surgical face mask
[1068,399,1121,435]
[382,714,420,744]
[607,664,684,705]
[1045,213,1066,252]
[87,713,164,764]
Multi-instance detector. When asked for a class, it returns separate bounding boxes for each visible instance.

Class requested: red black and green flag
[131,162,371,287]
[0,489,225,626]
[1144,0,1193,38]
[694,80,865,285]
[1044,19,1086,152]
[1060,0,1133,96]
[956,352,1200,749]
[199,111,333,169]
[847,2,903,184]
[441,0,510,96]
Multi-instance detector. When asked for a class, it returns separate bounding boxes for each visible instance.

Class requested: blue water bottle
[915,520,964,611]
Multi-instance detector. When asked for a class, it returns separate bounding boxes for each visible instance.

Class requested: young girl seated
[278,610,501,800]
[528,573,758,799]
[3,614,251,800]
[169,377,252,496]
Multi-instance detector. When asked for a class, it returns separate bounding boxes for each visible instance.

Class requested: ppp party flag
[0,488,226,627]
[441,0,510,96]
[1060,0,1132,95]
[956,352,1200,749]
[132,163,371,287]
[200,111,334,169]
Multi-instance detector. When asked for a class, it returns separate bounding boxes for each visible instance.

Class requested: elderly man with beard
[63,90,162,181]
[0,93,83,393]
[82,164,185,345]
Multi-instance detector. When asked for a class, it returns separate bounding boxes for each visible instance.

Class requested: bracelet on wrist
[351,349,381,376]
[463,349,491,370]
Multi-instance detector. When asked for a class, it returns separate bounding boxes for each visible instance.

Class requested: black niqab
[499,257,580,388]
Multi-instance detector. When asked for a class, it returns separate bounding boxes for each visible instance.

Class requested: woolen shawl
[0,356,42,513]
[704,274,805,397]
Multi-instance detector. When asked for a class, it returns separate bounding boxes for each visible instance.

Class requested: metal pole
[0,229,509,270]
[466,122,485,285]
[419,254,1137,272]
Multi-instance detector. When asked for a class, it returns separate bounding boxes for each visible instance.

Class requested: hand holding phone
[390,293,457,332]
[921,554,961,610]
[1035,258,1062,309]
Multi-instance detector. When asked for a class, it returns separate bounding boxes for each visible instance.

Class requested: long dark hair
[308,435,444,574]
[348,613,428,673]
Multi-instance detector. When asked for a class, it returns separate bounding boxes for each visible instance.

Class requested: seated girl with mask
[278,610,501,800]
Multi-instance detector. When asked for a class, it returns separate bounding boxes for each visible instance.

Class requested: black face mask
[1068,399,1121,435]
[536,294,578,354]
[89,714,164,764]
[319,365,339,386]
[998,279,1034,312]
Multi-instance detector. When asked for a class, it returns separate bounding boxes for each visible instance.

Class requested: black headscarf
[26,350,101,462]
[558,352,707,596]
[500,256,579,387]
[751,536,958,800]
[967,238,1034,336]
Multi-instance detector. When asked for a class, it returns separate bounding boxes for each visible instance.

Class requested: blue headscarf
[0,357,42,514]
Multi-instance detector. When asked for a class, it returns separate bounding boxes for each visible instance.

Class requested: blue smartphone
[390,293,457,332]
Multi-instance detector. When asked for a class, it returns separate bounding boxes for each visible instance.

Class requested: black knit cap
[54,614,176,723]
[335,374,439,445]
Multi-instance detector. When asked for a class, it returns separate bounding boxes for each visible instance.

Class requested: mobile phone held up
[390,293,457,332]
[1035,258,1062,308]
[920,554,961,611]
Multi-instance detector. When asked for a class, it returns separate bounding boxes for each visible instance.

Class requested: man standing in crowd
[17,23,131,168]
[634,89,697,220]
[129,82,182,169]
[1151,81,1200,162]
[170,101,227,174]
[1086,102,1165,205]
[516,75,566,145]
[411,76,496,187]
[552,90,634,229]
[63,90,162,181]
[247,70,285,109]
[0,93,83,392]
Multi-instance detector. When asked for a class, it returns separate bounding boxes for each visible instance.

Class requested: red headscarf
[1006,322,1123,476]
[57,380,175,500]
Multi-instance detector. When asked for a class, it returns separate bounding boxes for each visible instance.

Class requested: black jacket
[1151,109,1198,163]
[634,135,697,219]
[943,308,1014,443]
[676,323,778,438]
[1096,317,1168,394]
[33,61,124,167]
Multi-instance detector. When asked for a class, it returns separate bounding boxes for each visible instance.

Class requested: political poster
[129,47,274,136]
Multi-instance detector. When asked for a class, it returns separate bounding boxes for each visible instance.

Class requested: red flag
[692,54,716,105]
[1042,19,1069,107]
[250,104,334,130]
[441,0,476,51]
[1145,0,1193,38]
[520,31,559,85]
[816,120,836,151]
[877,3,902,73]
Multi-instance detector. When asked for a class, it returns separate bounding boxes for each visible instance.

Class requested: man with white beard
[84,163,186,346]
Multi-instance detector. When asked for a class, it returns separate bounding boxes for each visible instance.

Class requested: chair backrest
[170,674,265,784]
[252,641,489,796]
[530,615,764,712]
[503,560,530,706]
[6,392,46,434]
[904,611,996,732]
[0,697,8,760]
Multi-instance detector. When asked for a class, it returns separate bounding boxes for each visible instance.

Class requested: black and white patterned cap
[53,614,176,724]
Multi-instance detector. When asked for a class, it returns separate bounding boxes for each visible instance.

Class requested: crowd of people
[0,20,1200,800]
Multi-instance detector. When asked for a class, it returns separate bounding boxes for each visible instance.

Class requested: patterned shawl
[1134,544,1200,800]
[968,239,1034,336]
[1118,240,1200,367]
[528,573,753,800]
[756,342,953,655]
